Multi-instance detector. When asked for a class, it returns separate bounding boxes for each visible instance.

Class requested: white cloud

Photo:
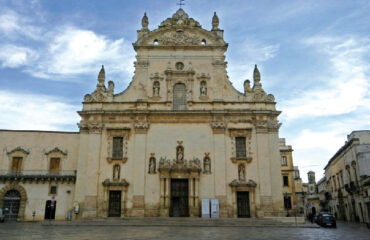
[29,27,134,79]
[281,35,370,121]
[228,39,279,89]
[0,90,79,131]
[0,44,38,68]
[0,10,42,40]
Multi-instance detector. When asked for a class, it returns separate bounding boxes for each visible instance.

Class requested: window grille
[173,84,187,110]
[112,137,123,159]
[235,137,246,158]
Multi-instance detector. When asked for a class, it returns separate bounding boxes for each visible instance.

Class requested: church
[0,8,286,220]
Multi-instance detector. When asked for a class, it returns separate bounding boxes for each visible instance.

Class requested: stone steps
[44,217,312,227]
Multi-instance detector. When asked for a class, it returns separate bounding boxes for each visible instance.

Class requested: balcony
[0,170,76,183]
[344,181,359,194]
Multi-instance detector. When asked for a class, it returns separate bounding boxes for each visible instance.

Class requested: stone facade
[323,130,370,223]
[0,9,286,220]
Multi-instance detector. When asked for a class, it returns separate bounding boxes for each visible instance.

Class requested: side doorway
[108,191,121,217]
[237,191,250,218]
[2,190,21,221]
[44,200,56,220]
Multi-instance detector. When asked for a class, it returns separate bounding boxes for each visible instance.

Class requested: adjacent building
[324,130,370,223]
[279,138,304,215]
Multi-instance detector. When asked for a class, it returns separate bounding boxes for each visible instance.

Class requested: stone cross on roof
[177,0,185,8]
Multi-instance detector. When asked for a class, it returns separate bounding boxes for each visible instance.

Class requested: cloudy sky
[0,0,369,181]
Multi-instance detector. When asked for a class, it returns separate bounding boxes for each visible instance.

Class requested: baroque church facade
[0,9,285,220]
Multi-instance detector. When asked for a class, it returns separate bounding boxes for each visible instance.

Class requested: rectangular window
[50,186,57,195]
[283,176,289,186]
[284,196,292,209]
[112,137,123,159]
[49,158,60,172]
[235,137,246,158]
[12,157,23,172]
[281,156,287,166]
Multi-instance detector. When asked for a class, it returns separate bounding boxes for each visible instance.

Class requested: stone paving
[0,221,369,240]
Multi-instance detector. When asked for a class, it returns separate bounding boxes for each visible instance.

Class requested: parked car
[318,213,336,228]
[0,209,4,222]
[313,213,320,223]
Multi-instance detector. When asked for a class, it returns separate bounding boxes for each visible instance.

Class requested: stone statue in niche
[200,81,207,96]
[238,164,245,181]
[149,157,156,174]
[203,157,211,173]
[153,81,160,97]
[176,146,184,163]
[113,164,120,180]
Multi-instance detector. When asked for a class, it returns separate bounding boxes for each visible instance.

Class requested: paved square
[0,221,369,240]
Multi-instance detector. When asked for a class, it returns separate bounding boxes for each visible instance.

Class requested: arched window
[153,39,159,45]
[173,83,187,110]
[201,39,206,46]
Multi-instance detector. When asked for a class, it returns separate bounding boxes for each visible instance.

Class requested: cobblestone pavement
[0,221,368,240]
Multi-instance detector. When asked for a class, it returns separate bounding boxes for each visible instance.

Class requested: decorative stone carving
[78,120,103,134]
[229,129,253,163]
[238,164,245,181]
[212,12,219,30]
[134,120,150,130]
[84,65,115,103]
[203,153,211,174]
[229,179,257,187]
[158,156,201,173]
[244,80,251,95]
[160,32,200,46]
[148,154,156,174]
[200,81,207,96]
[7,147,29,156]
[44,147,67,156]
[136,60,149,68]
[106,128,129,163]
[254,118,281,132]
[142,12,149,29]
[153,81,160,97]
[159,8,201,29]
[102,178,129,187]
[176,141,184,163]
[113,164,120,180]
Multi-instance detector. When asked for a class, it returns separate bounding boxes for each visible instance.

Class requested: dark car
[318,214,336,228]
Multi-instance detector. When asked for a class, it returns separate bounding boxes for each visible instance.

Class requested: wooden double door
[237,191,251,218]
[170,179,189,217]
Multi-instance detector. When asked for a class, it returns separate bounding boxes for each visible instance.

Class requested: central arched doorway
[2,190,21,221]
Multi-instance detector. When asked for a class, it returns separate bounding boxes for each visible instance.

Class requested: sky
[0,0,369,182]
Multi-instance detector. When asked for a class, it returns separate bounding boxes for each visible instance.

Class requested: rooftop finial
[253,64,260,83]
[98,65,105,85]
[142,12,148,29]
[177,0,185,8]
[212,12,219,30]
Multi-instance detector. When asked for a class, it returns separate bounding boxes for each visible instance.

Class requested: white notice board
[201,198,210,218]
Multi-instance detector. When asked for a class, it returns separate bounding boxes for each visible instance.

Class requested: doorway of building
[108,191,121,217]
[44,200,57,220]
[2,190,21,221]
[237,191,250,218]
[170,179,189,217]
